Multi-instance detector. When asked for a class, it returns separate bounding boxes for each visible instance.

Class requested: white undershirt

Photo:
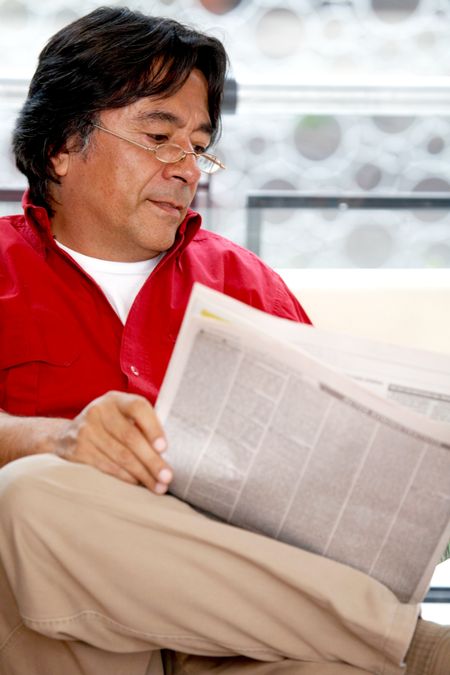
[56,241,163,323]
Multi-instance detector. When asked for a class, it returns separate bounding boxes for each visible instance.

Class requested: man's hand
[54,391,172,493]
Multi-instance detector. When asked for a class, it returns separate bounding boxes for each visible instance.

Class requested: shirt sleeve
[271,272,312,325]
[0,371,5,412]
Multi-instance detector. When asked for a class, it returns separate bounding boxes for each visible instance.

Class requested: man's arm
[0,412,67,466]
[0,391,173,494]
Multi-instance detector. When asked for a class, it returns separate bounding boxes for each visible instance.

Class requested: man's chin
[141,227,179,258]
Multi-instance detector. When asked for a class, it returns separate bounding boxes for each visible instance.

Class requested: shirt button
[130,365,140,377]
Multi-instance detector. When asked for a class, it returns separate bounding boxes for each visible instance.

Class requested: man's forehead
[134,70,210,122]
[100,70,213,135]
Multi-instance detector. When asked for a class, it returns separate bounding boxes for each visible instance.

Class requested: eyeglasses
[92,123,225,175]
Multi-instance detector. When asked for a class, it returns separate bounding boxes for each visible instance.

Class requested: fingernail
[153,437,167,452]
[158,468,172,483]
[154,482,168,494]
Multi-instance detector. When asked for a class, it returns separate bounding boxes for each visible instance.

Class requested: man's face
[51,69,211,261]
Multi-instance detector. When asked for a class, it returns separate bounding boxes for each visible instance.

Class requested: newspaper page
[156,291,450,604]
[183,284,450,414]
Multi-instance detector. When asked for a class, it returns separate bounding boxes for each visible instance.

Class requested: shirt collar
[21,190,55,255]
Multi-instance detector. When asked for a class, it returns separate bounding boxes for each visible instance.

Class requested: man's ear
[50,148,70,177]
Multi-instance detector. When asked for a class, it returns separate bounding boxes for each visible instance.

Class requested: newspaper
[156,283,450,604]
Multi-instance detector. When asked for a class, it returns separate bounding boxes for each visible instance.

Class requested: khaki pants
[0,455,419,675]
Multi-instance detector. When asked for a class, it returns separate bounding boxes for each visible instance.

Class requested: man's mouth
[148,200,183,216]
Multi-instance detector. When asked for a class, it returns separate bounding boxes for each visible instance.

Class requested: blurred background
[1,0,450,268]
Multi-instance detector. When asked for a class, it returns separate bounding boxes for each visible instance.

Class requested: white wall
[280,269,450,355]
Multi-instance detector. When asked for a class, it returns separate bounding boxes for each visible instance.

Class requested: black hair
[12,6,228,213]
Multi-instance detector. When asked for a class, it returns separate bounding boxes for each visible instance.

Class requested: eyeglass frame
[91,123,225,174]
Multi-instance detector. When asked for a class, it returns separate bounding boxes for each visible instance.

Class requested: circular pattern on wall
[355,163,383,191]
[413,177,450,193]
[247,135,267,156]
[424,242,450,267]
[255,8,303,59]
[372,117,415,134]
[294,116,342,161]
[427,137,445,155]
[260,177,297,224]
[345,224,394,267]
[412,176,450,222]
[199,0,244,15]
[370,0,421,23]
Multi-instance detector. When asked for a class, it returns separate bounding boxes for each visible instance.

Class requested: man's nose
[164,151,202,184]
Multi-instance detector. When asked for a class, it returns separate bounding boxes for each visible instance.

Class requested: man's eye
[147,134,168,144]
[194,145,207,155]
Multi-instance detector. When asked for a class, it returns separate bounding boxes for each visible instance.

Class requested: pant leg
[0,455,418,675]
[0,556,159,675]
[165,652,377,674]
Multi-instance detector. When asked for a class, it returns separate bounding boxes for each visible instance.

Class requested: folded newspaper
[156,283,450,604]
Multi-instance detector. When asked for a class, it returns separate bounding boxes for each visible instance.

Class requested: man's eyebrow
[135,110,213,136]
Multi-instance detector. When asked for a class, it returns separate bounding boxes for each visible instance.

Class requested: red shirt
[0,193,311,418]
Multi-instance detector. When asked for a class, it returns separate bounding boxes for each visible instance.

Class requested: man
[0,7,448,675]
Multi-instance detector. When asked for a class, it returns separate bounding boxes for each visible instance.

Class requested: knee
[0,454,63,529]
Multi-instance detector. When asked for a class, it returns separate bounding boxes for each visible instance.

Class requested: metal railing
[0,188,24,202]
[425,587,450,603]
[245,191,450,255]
